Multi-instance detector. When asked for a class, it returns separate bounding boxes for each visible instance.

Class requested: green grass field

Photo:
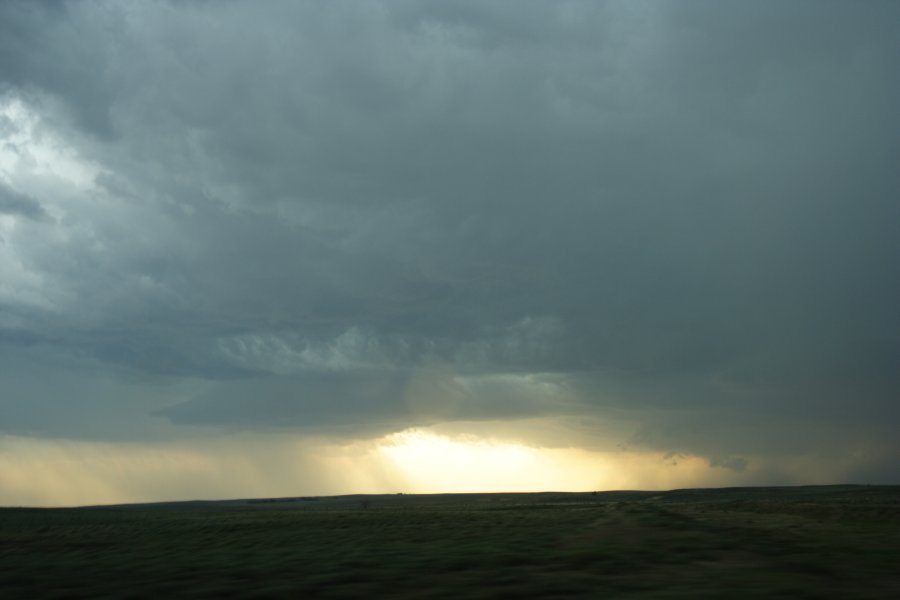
[1,485,897,598]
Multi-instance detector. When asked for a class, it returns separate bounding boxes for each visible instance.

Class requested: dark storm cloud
[0,181,48,221]
[0,0,897,479]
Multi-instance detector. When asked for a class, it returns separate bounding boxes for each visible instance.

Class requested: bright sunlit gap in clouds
[377,429,605,493]
[372,428,777,494]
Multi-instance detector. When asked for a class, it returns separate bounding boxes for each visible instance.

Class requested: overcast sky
[1,0,898,505]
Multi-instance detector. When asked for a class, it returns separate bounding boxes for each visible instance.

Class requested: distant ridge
[66,483,900,511]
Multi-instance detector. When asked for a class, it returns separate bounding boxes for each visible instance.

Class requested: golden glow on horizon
[376,429,605,492]
[0,428,868,507]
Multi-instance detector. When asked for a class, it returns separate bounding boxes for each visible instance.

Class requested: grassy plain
[1,485,897,598]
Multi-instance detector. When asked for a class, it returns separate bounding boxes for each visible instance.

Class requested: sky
[1,0,898,506]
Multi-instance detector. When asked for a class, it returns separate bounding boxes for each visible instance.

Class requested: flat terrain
[1,485,898,599]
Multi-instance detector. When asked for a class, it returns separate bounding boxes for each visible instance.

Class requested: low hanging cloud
[0,0,898,498]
